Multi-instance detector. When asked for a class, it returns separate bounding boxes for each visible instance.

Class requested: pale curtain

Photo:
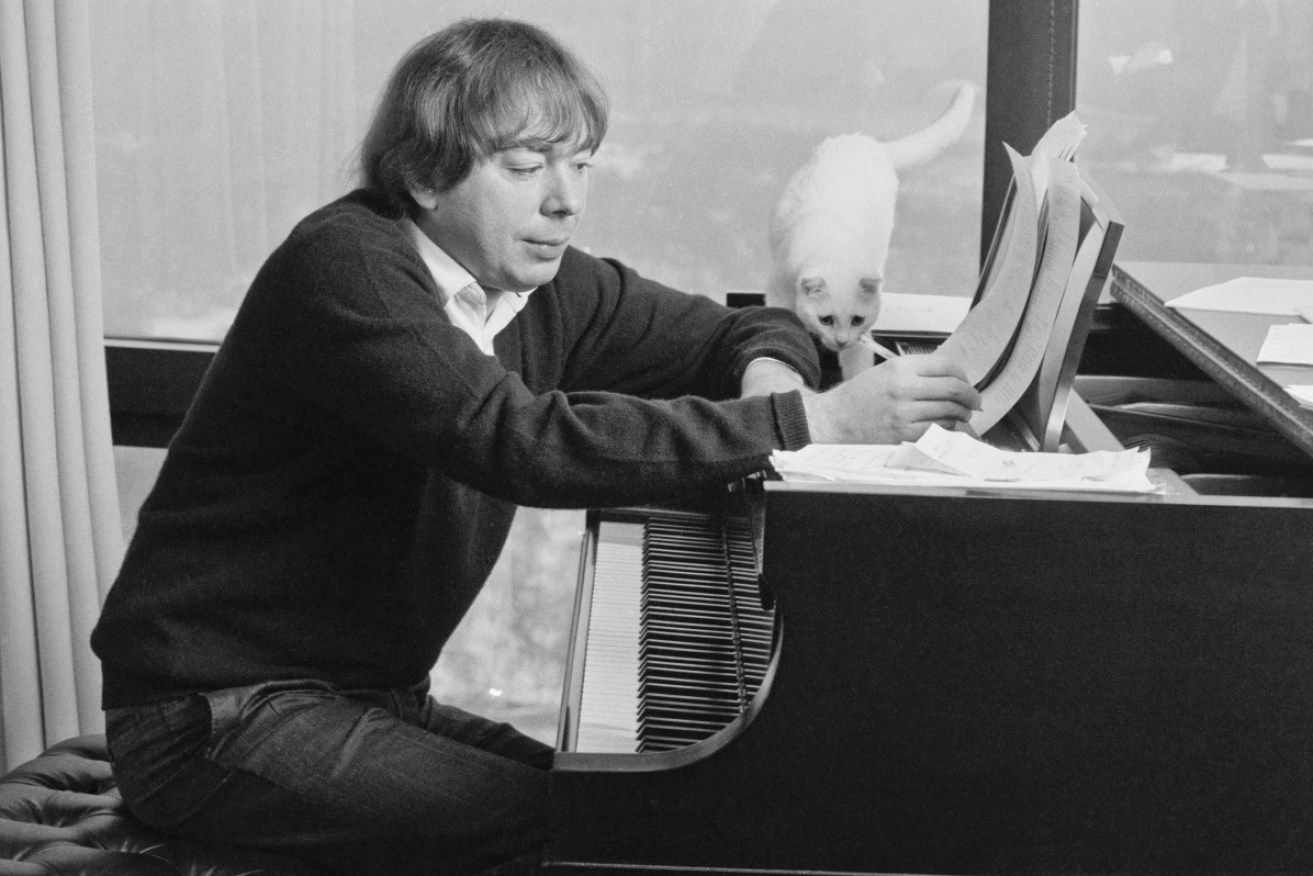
[0,0,123,771]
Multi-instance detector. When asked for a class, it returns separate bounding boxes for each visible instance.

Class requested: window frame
[105,0,1079,449]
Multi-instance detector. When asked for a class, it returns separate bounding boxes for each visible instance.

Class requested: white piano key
[575,520,643,753]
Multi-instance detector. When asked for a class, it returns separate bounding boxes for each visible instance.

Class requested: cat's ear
[858,278,883,298]
[799,277,827,298]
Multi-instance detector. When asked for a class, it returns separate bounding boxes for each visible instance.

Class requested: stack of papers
[1165,276,1313,316]
[772,425,1157,494]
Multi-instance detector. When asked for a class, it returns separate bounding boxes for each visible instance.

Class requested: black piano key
[631,509,776,752]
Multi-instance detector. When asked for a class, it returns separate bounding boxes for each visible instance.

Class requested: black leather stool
[0,734,311,875]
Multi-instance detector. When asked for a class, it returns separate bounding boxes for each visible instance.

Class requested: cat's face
[794,276,881,351]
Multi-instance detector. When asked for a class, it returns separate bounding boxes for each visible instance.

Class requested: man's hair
[359,18,609,210]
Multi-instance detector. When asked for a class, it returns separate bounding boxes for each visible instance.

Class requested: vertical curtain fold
[0,0,124,772]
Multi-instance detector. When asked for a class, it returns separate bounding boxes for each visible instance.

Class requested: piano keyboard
[570,509,775,753]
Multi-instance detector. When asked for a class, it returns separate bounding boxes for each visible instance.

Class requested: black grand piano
[545,228,1313,871]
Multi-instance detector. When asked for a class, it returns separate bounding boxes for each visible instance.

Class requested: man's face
[411,141,592,293]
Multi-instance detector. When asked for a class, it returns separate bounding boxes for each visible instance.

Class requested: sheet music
[873,111,1114,449]
[935,145,1039,383]
[1032,111,1088,162]
[967,154,1083,435]
[1034,217,1109,447]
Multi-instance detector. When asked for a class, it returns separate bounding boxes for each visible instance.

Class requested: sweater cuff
[770,390,812,450]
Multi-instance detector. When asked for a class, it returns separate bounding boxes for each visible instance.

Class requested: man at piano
[90,16,981,876]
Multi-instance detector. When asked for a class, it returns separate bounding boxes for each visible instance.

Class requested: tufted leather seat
[0,734,313,875]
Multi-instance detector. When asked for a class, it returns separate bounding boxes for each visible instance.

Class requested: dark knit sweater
[92,190,819,707]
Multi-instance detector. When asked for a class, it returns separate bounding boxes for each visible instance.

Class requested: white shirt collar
[400,217,533,354]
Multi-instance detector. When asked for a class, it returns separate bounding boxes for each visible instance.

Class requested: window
[91,0,987,341]
[1077,0,1313,267]
[92,0,989,742]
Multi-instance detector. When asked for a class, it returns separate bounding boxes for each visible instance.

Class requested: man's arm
[739,357,811,398]
[554,252,820,400]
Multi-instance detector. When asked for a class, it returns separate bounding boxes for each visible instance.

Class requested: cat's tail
[884,81,976,170]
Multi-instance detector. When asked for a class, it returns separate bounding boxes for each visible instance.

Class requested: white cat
[766,82,976,370]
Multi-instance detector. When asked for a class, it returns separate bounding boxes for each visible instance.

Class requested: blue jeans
[104,679,553,875]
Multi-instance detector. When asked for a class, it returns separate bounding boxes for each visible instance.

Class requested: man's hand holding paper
[801,352,982,444]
